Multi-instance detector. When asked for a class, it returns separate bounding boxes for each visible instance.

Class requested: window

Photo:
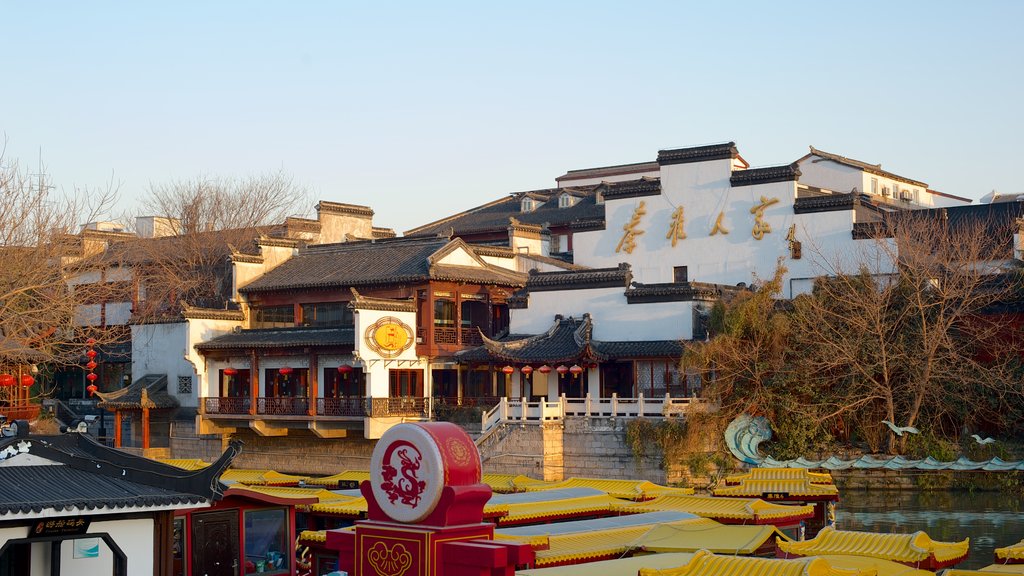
[244,509,289,575]
[913,188,921,203]
[673,266,688,283]
[300,302,352,326]
[870,178,878,195]
[389,369,423,397]
[550,234,568,253]
[221,369,250,397]
[253,305,294,327]
[521,198,535,212]
[264,368,308,397]
[433,299,456,327]
[558,194,575,208]
[323,367,364,397]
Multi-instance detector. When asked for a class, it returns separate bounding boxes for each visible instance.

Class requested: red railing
[2,403,41,421]
[204,396,250,414]
[257,397,309,416]
[317,397,367,417]
[460,328,483,346]
[434,327,458,344]
[368,397,430,418]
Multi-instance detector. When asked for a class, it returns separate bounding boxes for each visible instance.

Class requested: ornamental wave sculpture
[724,414,1024,471]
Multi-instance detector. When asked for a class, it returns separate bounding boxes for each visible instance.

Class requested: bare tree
[127,171,311,318]
[795,212,1023,452]
[0,143,121,387]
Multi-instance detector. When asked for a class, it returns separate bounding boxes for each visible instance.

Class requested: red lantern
[520,365,533,375]
[223,368,238,376]
[279,366,294,375]
[86,349,98,360]
[86,360,97,371]
[556,365,569,375]
[501,365,515,375]
[569,364,584,377]
[337,365,354,374]
[86,383,98,396]
[86,338,96,346]
[0,374,14,387]
[86,373,98,382]
[538,365,552,374]
[20,375,34,387]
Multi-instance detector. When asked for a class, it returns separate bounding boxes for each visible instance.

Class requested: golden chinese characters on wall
[615,201,647,254]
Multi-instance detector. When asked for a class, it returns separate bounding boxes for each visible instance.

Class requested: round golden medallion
[364,317,415,359]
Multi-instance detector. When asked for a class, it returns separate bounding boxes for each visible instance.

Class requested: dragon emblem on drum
[380,440,426,508]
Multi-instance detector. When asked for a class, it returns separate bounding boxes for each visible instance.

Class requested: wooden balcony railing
[204,396,250,415]
[257,397,309,416]
[317,397,367,417]
[368,397,430,418]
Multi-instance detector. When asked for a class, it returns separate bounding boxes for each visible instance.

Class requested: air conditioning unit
[900,190,913,201]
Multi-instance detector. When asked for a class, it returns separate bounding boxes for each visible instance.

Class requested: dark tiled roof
[0,465,207,513]
[195,327,355,351]
[239,237,525,294]
[624,282,729,304]
[556,161,660,183]
[405,187,604,237]
[730,164,802,187]
[349,288,416,313]
[793,192,859,214]
[182,304,245,321]
[657,142,738,166]
[599,177,662,200]
[97,374,180,410]
[597,340,684,359]
[803,146,928,188]
[0,433,241,514]
[316,201,374,217]
[526,264,632,292]
[456,314,684,363]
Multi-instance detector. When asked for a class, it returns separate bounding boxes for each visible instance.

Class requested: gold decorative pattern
[364,317,414,359]
[445,436,472,467]
[615,201,647,254]
[710,211,729,236]
[367,541,413,576]
[666,206,686,247]
[750,196,780,240]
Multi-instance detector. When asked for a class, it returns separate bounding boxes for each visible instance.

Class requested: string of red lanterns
[85,339,98,396]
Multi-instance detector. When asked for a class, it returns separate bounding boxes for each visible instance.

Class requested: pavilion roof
[96,374,179,410]
[777,527,969,570]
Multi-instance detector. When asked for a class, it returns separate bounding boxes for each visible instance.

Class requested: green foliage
[903,431,959,461]
[625,417,688,470]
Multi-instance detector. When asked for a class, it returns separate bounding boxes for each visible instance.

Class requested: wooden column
[114,411,122,448]
[249,350,259,416]
[153,510,174,576]
[308,354,318,416]
[142,407,150,450]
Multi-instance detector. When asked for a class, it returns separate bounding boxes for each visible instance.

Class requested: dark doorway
[600,362,634,397]
[431,369,458,399]
[0,542,30,576]
[192,510,239,576]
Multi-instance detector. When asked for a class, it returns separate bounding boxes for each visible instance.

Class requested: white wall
[511,288,696,341]
[796,157,863,193]
[133,323,194,406]
[186,318,243,402]
[0,517,154,576]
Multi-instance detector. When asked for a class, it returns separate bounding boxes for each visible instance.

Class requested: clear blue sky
[4,1,1021,233]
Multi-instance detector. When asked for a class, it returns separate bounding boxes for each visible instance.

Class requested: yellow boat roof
[944,567,1024,575]
[726,468,834,485]
[225,485,349,502]
[612,494,815,522]
[298,530,326,543]
[777,527,969,564]
[219,469,308,486]
[498,493,621,525]
[638,550,870,576]
[515,552,697,576]
[996,539,1024,561]
[516,553,931,576]
[305,496,369,517]
[303,470,369,487]
[713,478,839,499]
[522,477,693,500]
[498,515,782,567]
[158,458,211,471]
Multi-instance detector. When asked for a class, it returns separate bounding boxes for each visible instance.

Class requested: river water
[836,490,1024,570]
